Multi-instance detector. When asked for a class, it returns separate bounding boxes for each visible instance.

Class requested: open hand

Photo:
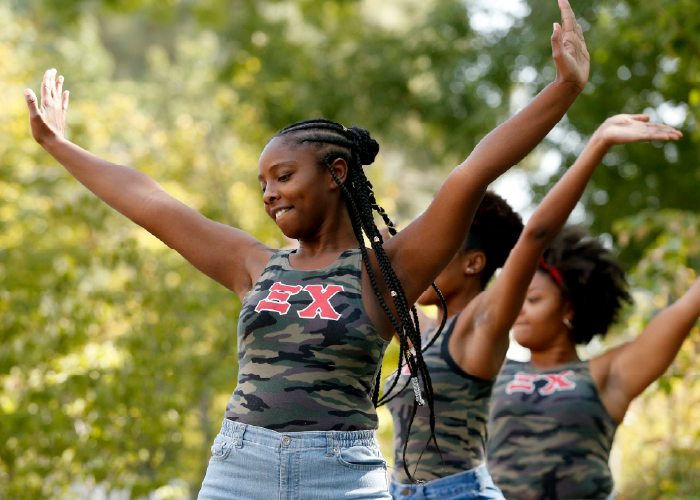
[594,114,683,147]
[551,0,590,91]
[25,69,69,145]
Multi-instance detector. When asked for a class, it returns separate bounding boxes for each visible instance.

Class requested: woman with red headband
[486,125,699,498]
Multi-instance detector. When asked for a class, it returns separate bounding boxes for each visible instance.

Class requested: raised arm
[453,114,683,379]
[25,69,271,297]
[594,267,700,423]
[384,0,590,304]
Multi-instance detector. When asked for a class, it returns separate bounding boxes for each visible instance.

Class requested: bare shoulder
[589,343,626,392]
[234,242,278,297]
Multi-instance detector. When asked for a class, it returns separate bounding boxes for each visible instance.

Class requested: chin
[513,329,535,350]
[417,289,437,306]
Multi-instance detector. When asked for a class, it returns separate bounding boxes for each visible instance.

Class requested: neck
[295,206,358,257]
[438,277,483,323]
[529,334,580,370]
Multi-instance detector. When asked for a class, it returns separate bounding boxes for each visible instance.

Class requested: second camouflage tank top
[385,313,495,483]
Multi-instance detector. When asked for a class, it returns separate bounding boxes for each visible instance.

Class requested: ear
[562,299,575,324]
[463,250,486,275]
[327,157,349,189]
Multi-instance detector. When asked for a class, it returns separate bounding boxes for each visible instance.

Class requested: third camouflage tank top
[487,358,618,500]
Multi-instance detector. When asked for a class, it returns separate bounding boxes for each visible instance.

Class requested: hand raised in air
[551,0,590,92]
[25,68,70,145]
[594,114,683,147]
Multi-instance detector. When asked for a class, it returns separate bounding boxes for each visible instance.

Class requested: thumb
[551,23,564,59]
[24,89,40,117]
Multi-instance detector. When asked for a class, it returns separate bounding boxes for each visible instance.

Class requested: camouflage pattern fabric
[385,314,495,484]
[225,249,390,432]
[487,358,618,500]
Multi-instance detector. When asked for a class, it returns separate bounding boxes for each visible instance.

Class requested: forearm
[612,277,700,400]
[524,133,608,243]
[42,136,165,223]
[459,81,581,185]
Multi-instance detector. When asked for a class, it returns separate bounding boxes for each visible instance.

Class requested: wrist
[40,133,68,151]
[551,79,585,96]
[588,131,611,151]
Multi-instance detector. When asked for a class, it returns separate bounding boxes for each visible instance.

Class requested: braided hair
[274,118,447,482]
[541,227,632,344]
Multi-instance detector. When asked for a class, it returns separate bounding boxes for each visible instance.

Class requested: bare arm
[454,115,683,379]
[25,70,271,297]
[384,0,589,305]
[593,276,700,423]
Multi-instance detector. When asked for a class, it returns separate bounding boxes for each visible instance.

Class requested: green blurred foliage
[513,0,700,234]
[0,4,282,498]
[2,0,700,497]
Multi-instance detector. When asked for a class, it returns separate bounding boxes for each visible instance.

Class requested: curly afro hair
[542,226,632,344]
[464,191,523,287]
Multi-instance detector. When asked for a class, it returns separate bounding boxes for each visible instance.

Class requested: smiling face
[513,271,574,351]
[258,136,347,239]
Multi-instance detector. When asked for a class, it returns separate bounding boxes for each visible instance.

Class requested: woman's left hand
[551,0,590,92]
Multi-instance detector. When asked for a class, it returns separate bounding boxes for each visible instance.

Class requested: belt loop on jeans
[326,432,337,457]
[233,423,246,449]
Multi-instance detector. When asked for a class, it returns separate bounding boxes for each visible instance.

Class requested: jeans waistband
[219,419,379,451]
[391,463,487,494]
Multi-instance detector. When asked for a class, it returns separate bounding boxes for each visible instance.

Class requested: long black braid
[275,118,447,483]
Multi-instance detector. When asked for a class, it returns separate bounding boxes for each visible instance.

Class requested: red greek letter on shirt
[255,282,303,315]
[539,370,576,395]
[297,285,344,320]
[506,372,539,394]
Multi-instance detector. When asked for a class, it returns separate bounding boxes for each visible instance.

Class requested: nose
[263,184,279,205]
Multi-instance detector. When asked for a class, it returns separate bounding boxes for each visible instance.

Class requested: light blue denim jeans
[389,464,504,500]
[197,419,391,500]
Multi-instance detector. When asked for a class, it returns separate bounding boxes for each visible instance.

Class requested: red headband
[539,257,563,287]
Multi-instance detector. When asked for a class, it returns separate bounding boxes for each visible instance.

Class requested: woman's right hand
[25,68,69,146]
[593,114,682,147]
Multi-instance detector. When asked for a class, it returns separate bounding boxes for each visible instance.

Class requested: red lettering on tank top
[255,283,303,315]
[297,285,344,320]
[538,370,576,395]
[506,372,539,394]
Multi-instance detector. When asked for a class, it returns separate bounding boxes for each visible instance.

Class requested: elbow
[521,223,554,245]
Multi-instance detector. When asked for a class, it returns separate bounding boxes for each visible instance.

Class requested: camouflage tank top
[225,249,390,432]
[385,314,495,484]
[487,358,618,500]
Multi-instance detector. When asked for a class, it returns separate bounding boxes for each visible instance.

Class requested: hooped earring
[563,318,573,330]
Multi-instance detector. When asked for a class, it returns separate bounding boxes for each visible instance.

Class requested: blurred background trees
[1,0,698,498]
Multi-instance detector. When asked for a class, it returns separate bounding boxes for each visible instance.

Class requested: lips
[272,206,293,221]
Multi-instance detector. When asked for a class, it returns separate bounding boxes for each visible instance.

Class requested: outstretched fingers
[40,69,52,107]
[631,114,650,122]
[647,122,682,139]
[558,0,577,34]
[56,74,64,97]
[62,90,70,122]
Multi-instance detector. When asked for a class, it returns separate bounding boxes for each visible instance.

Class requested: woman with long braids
[486,122,690,498]
[384,114,681,500]
[23,1,588,496]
